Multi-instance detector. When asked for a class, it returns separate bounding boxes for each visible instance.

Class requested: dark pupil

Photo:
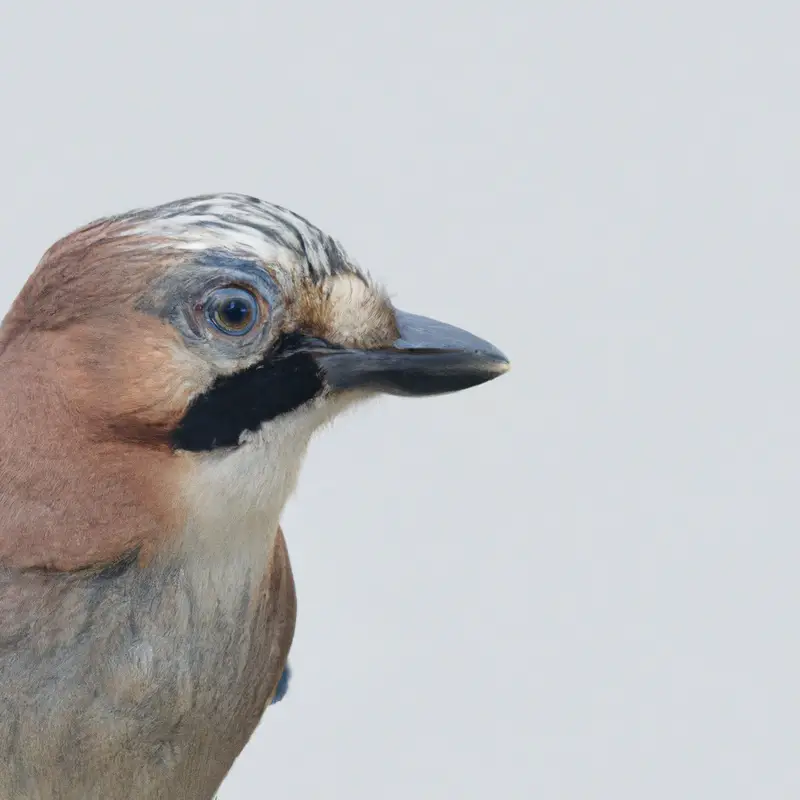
[219,298,251,328]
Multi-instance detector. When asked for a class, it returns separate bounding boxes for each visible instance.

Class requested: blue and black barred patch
[271,663,292,705]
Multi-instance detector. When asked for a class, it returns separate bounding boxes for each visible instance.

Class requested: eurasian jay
[0,193,509,799]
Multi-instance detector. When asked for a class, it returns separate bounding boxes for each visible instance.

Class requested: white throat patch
[175,394,355,611]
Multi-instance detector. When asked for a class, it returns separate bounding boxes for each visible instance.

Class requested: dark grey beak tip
[482,352,512,376]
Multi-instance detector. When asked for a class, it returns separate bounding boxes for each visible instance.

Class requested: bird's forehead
[125,193,361,283]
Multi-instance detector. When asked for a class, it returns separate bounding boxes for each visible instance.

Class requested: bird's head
[0,193,509,570]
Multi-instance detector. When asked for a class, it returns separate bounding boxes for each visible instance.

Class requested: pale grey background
[1,2,798,798]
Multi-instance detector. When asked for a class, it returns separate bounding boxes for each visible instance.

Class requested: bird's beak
[311,309,510,396]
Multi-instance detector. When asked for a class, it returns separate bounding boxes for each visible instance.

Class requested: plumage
[0,194,508,798]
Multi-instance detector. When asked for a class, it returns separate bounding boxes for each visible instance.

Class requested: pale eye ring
[205,287,260,336]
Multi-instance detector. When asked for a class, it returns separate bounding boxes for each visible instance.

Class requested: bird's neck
[0,331,334,574]
[0,337,178,570]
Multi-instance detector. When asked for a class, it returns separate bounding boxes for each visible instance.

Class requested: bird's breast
[0,527,295,799]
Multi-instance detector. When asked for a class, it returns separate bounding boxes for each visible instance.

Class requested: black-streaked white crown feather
[123,193,365,283]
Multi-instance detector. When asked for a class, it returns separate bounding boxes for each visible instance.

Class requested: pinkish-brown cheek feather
[0,322,197,571]
[57,314,212,444]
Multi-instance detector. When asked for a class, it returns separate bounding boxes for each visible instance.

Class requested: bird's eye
[206,287,260,336]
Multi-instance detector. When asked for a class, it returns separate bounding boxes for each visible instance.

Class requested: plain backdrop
[1,2,799,798]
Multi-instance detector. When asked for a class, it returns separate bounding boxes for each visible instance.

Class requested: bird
[0,193,509,799]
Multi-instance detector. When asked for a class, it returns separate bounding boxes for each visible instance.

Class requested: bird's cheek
[58,317,213,443]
